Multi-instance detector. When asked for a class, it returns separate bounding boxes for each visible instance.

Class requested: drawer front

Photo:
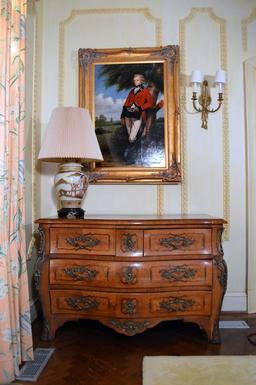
[115,229,143,257]
[50,290,211,317]
[50,260,212,288]
[144,228,212,256]
[49,228,115,255]
[149,291,211,316]
[150,260,212,286]
[50,290,111,316]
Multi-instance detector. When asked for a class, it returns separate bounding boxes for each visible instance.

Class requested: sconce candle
[191,70,203,92]
[215,69,226,93]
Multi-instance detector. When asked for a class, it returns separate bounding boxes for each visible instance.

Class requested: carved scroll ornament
[160,297,194,312]
[64,265,98,281]
[66,296,99,311]
[160,265,197,281]
[160,234,195,250]
[65,234,100,250]
[108,320,150,336]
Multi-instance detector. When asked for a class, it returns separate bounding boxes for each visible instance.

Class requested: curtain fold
[0,1,33,383]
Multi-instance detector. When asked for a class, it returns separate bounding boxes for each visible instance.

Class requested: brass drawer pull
[160,265,197,281]
[121,266,137,284]
[160,297,194,312]
[160,234,195,250]
[121,299,137,315]
[66,296,99,311]
[64,266,98,281]
[65,234,100,250]
[121,233,136,252]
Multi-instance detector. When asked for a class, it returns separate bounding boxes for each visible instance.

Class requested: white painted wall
[25,0,256,311]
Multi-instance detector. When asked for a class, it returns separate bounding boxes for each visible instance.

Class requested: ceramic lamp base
[58,207,85,219]
[54,162,88,218]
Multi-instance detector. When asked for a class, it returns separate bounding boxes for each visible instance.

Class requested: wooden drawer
[49,259,212,288]
[115,229,143,257]
[144,228,212,256]
[50,290,211,317]
[149,291,211,316]
[49,228,115,255]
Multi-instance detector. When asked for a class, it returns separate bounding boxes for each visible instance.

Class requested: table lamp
[38,107,103,218]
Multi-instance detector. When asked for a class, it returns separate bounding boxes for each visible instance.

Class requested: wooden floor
[17,313,256,385]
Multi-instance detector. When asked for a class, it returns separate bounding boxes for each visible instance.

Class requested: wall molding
[58,7,164,216]
[179,7,230,238]
[241,8,256,52]
[31,9,40,226]
[222,292,247,312]
[244,58,256,313]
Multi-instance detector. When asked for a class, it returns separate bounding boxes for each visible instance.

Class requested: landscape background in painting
[94,62,165,168]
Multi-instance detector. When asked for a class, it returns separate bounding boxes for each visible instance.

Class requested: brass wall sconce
[191,70,226,129]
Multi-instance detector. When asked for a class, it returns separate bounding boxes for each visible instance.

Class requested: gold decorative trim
[27,0,42,259]
[180,8,230,238]
[32,12,39,226]
[241,8,256,52]
[59,7,163,215]
[179,17,188,214]
[58,7,162,106]
[157,185,164,215]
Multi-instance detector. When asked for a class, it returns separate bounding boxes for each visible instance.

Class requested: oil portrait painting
[79,46,181,184]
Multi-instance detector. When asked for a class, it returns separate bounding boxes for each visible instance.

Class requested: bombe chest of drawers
[35,215,227,343]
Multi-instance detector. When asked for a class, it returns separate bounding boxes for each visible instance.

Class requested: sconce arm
[206,93,224,113]
[191,92,203,113]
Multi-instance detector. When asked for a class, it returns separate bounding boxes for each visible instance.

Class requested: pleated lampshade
[38,107,103,162]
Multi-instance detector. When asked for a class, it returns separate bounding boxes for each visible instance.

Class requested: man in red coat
[121,74,154,143]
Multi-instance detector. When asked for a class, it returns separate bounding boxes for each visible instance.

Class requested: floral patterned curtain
[0,1,33,383]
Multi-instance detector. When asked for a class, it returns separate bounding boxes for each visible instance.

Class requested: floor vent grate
[15,348,55,382]
[219,320,250,329]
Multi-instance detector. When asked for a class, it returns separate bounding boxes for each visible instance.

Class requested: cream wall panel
[242,8,256,55]
[247,21,256,54]
[86,185,157,214]
[184,11,223,217]
[179,5,246,304]
[223,5,247,295]
[186,15,220,73]
[244,58,256,312]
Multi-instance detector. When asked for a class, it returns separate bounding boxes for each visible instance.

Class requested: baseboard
[30,297,40,322]
[222,292,247,312]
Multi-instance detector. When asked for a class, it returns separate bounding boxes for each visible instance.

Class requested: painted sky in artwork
[95,65,127,121]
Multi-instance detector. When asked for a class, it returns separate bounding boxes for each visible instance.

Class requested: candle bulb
[218,83,223,93]
[191,70,203,94]
[193,82,198,93]
[215,69,226,93]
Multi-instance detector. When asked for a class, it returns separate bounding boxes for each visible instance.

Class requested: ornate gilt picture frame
[79,46,181,184]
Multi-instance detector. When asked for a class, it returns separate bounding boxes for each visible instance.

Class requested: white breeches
[125,117,142,143]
